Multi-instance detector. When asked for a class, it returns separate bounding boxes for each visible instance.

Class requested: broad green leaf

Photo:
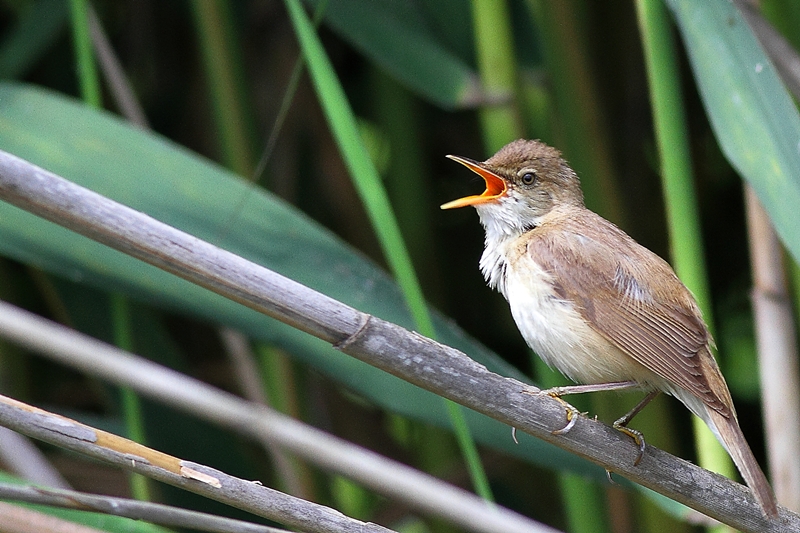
[666,0,800,264]
[0,83,603,479]
[305,0,483,109]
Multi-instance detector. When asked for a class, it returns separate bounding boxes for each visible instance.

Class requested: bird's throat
[475,204,543,297]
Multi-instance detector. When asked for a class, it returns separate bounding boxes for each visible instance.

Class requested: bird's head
[442,139,584,237]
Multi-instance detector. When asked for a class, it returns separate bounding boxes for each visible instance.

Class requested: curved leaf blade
[666,0,800,263]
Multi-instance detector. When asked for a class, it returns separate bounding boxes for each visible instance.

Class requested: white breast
[484,235,655,386]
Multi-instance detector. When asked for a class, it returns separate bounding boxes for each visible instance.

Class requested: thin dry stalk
[0,395,392,533]
[745,185,800,511]
[0,482,290,533]
[219,328,308,499]
[0,427,70,489]
[0,302,558,533]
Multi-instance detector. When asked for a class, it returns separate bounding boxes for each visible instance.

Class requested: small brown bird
[442,139,777,517]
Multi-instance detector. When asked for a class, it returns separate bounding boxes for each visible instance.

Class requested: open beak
[441,155,507,209]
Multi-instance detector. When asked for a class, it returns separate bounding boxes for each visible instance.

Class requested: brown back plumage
[528,209,777,516]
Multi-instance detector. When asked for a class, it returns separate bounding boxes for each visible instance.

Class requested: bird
[441,139,778,517]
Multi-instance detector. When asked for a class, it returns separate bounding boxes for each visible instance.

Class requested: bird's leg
[527,380,641,435]
[541,380,641,398]
[612,390,660,466]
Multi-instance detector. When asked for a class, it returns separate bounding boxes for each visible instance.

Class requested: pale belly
[504,259,660,388]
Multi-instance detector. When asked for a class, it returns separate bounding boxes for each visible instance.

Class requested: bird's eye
[521,171,536,185]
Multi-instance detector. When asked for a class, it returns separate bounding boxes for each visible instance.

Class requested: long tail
[706,406,778,517]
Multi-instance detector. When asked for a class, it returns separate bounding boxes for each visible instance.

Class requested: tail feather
[706,406,778,517]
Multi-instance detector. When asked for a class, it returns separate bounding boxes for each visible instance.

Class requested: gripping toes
[543,390,583,435]
[613,420,646,466]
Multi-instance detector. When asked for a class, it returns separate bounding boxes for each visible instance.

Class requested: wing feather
[528,213,729,415]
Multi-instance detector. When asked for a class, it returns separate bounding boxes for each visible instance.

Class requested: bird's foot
[533,387,585,435]
[611,390,658,466]
[523,384,650,464]
[552,401,582,435]
[613,418,646,466]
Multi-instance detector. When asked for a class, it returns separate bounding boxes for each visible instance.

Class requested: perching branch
[0,150,797,531]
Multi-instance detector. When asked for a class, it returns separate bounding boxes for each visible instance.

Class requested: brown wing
[529,213,730,416]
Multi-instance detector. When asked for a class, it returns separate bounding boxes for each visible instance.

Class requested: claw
[613,420,646,466]
[540,390,583,435]
[551,403,580,435]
